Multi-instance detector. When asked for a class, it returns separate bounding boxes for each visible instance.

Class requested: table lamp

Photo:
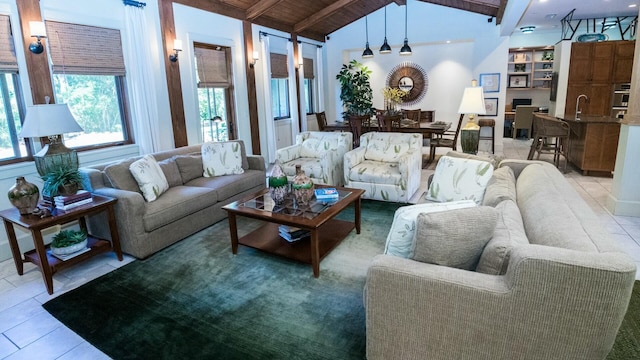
[19,103,84,177]
[458,80,486,154]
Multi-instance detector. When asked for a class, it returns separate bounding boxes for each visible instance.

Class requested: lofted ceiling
[174,0,507,42]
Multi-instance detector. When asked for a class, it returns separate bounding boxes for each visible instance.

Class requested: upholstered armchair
[343,132,422,202]
[276,131,353,186]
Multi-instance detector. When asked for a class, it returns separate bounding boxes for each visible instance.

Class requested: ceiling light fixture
[362,16,373,58]
[520,26,536,34]
[399,3,412,55]
[630,4,637,8]
[379,6,391,54]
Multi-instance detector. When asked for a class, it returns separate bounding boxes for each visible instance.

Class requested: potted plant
[381,87,408,115]
[50,229,88,255]
[336,59,373,121]
[41,167,84,197]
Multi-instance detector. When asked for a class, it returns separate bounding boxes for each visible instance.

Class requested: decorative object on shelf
[514,53,527,62]
[458,80,486,155]
[543,63,553,69]
[381,87,407,114]
[482,98,499,116]
[268,161,288,204]
[479,73,500,93]
[336,60,373,121]
[542,50,554,61]
[7,177,40,215]
[386,62,428,106]
[50,229,88,256]
[508,74,528,88]
[292,165,314,206]
[41,166,83,198]
[514,63,526,72]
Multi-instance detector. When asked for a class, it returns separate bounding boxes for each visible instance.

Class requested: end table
[0,194,123,294]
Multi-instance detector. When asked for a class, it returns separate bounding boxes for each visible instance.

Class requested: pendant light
[362,16,374,58]
[399,2,412,55]
[379,6,391,54]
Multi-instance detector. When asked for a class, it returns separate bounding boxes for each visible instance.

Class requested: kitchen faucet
[575,94,588,120]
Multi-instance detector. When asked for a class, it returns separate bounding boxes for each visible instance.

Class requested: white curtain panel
[124,5,161,154]
[316,45,325,113]
[287,41,300,140]
[298,43,307,132]
[260,35,277,163]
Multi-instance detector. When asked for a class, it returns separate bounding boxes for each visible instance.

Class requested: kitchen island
[562,115,621,176]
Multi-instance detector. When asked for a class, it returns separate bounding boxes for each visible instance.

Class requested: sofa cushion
[129,155,170,202]
[281,158,323,180]
[185,169,266,202]
[476,200,529,275]
[348,160,402,185]
[202,141,245,177]
[426,155,493,205]
[412,206,497,270]
[384,200,477,258]
[482,166,517,207]
[158,157,182,187]
[174,154,203,183]
[299,138,338,158]
[103,157,140,193]
[143,186,218,232]
[364,133,410,162]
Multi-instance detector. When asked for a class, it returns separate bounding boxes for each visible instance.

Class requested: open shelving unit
[508,47,554,90]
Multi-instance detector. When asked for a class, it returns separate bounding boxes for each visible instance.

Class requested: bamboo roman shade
[45,21,125,76]
[194,46,230,88]
[0,15,18,73]
[303,58,314,79]
[270,53,288,78]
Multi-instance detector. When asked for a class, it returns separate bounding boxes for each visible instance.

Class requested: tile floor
[0,139,639,359]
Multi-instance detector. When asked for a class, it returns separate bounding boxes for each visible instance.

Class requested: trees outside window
[0,73,27,163]
[271,78,290,119]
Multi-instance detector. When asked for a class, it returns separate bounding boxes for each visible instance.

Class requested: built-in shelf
[507,47,554,90]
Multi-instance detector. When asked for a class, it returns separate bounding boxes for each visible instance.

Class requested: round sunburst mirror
[386,62,428,106]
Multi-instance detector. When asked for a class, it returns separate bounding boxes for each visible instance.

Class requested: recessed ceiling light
[545,14,557,19]
[630,4,638,8]
[520,26,536,33]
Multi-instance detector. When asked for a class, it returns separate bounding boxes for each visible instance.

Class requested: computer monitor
[512,98,532,108]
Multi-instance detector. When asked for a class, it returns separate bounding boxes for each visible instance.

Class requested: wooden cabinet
[508,47,554,89]
[613,41,636,83]
[565,119,621,175]
[568,42,615,83]
[565,83,612,117]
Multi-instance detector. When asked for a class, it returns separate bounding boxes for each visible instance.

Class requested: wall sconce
[250,50,259,68]
[169,39,182,62]
[29,21,47,54]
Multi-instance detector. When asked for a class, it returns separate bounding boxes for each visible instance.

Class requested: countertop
[561,114,622,123]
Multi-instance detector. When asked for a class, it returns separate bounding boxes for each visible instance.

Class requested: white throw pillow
[129,155,169,202]
[384,200,477,258]
[426,155,494,205]
[202,141,245,177]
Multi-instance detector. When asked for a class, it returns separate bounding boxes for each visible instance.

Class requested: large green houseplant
[336,59,373,120]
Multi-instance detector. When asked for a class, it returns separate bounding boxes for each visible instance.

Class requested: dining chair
[528,113,570,172]
[377,114,401,132]
[403,109,421,122]
[349,115,368,148]
[512,105,537,139]
[429,114,464,160]
[315,112,327,131]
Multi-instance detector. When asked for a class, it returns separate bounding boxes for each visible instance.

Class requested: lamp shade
[19,104,83,138]
[457,87,487,115]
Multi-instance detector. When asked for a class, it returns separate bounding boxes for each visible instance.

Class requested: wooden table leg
[228,213,238,254]
[3,219,23,275]
[106,205,123,261]
[355,197,361,234]
[32,230,54,295]
[311,229,320,278]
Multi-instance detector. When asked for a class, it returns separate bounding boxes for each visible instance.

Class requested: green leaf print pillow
[202,141,245,177]
[426,155,494,205]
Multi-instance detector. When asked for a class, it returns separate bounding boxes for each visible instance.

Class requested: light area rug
[43,200,401,360]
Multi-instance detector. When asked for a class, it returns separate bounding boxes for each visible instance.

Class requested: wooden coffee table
[223,186,364,277]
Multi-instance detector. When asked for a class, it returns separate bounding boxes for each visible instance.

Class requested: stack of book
[53,190,93,211]
[278,225,310,243]
[315,188,339,201]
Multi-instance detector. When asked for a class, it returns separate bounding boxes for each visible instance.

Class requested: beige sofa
[80,142,265,259]
[366,159,636,359]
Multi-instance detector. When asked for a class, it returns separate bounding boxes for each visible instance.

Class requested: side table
[0,194,123,294]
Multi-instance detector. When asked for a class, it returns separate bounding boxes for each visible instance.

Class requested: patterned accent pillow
[384,200,477,258]
[364,133,410,162]
[412,206,498,270]
[300,138,338,158]
[202,141,245,177]
[426,155,494,205]
[129,155,169,202]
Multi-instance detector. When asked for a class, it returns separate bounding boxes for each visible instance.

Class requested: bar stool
[477,118,495,154]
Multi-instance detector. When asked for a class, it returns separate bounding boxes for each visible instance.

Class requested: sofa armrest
[397,149,422,195]
[247,155,266,171]
[498,159,545,178]
[343,147,366,183]
[276,144,302,164]
[79,168,104,192]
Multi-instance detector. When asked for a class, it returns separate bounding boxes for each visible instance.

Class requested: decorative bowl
[51,239,88,255]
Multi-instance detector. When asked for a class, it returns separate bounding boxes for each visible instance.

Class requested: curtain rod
[298,40,323,48]
[259,31,322,48]
[123,0,146,8]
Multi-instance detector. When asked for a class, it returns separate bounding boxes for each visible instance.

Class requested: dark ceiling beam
[293,0,359,33]
[173,0,245,20]
[246,0,286,21]
[416,0,499,17]
[392,0,407,5]
[495,0,507,25]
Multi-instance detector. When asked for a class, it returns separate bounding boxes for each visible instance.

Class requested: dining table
[324,118,452,139]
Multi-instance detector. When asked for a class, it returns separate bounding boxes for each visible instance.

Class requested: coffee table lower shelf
[238,219,354,266]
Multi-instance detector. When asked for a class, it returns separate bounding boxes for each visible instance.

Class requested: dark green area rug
[607,280,640,360]
[43,200,401,360]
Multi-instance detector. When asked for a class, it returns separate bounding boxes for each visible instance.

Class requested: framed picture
[509,74,528,88]
[514,53,527,62]
[514,63,526,72]
[482,98,498,116]
[479,73,500,93]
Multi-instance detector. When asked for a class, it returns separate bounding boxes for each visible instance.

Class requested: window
[46,21,130,150]
[302,57,315,115]
[198,87,228,142]
[271,78,290,119]
[0,73,27,162]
